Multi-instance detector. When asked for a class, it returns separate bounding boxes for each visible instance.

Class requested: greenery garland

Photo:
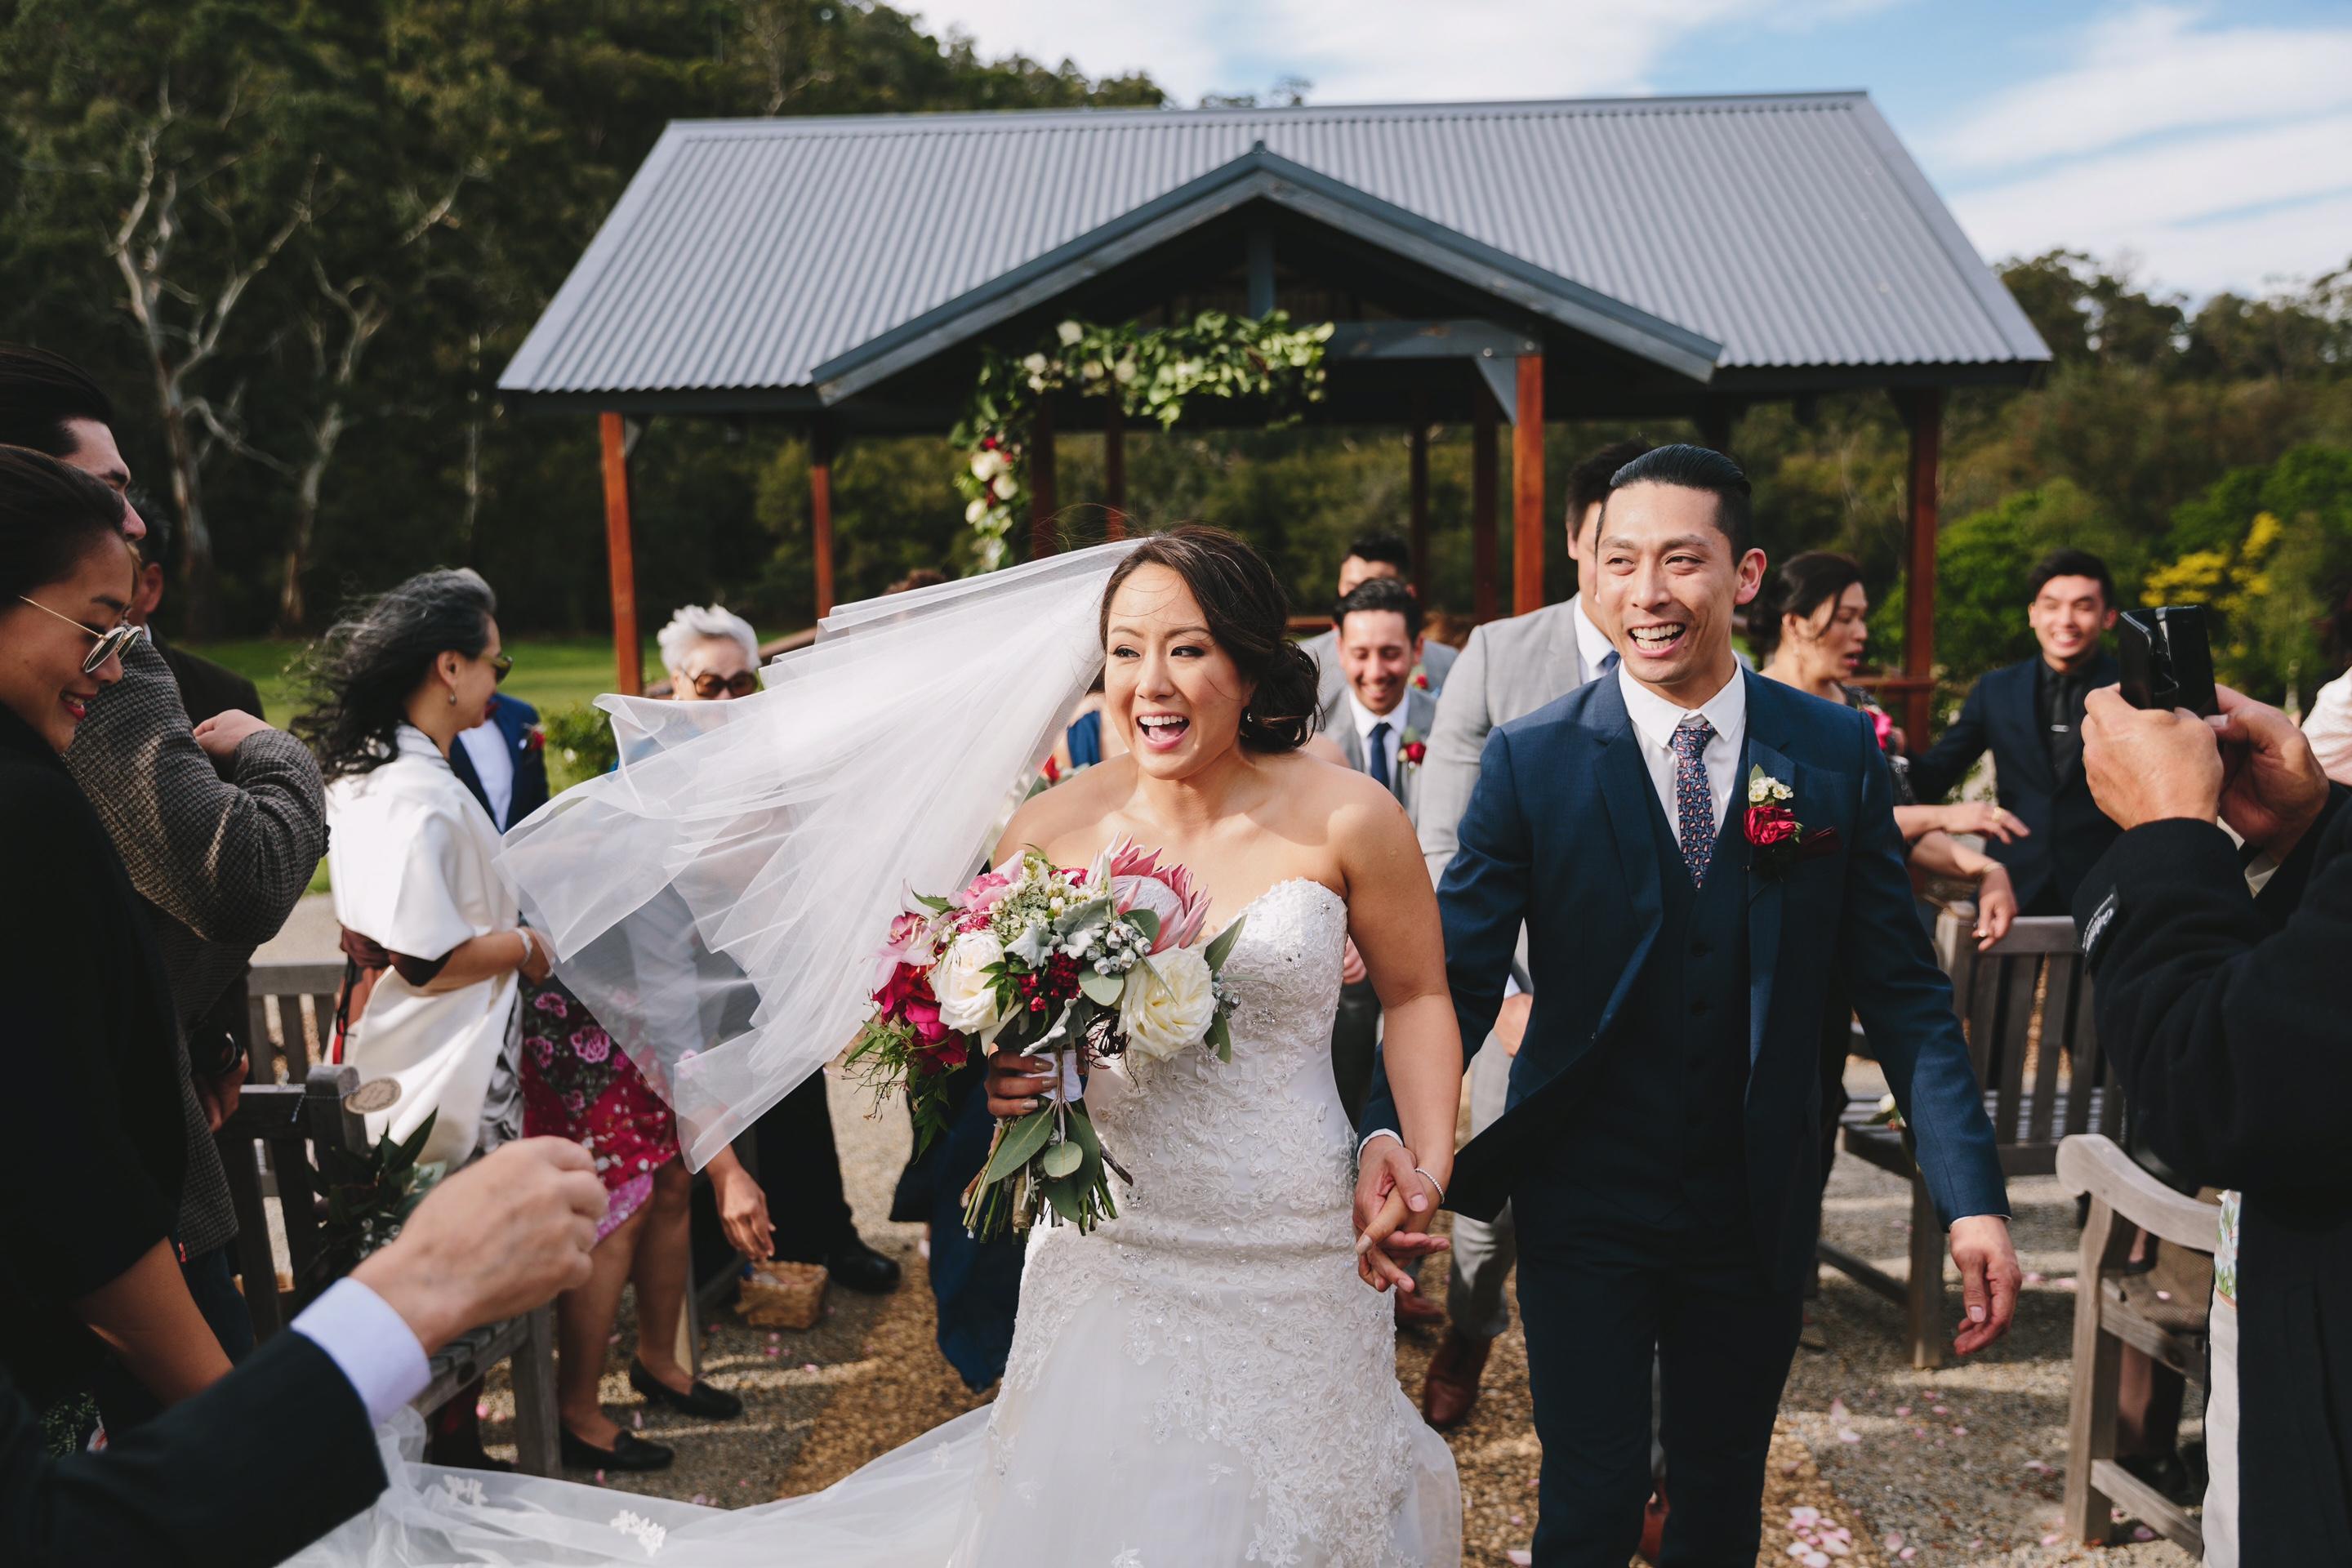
[951,310,1335,567]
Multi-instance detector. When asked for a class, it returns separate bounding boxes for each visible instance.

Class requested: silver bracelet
[515,927,539,971]
[1413,1166,1446,1204]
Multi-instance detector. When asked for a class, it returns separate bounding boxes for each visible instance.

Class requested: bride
[292,528,1465,1567]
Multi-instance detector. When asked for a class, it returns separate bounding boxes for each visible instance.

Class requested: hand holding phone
[2118,606,2218,718]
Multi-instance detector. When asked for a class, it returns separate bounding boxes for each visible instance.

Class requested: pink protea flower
[1104,836,1211,952]
[951,865,1018,931]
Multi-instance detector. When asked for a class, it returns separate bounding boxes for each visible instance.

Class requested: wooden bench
[238,958,344,1086]
[2056,1134,2219,1554]
[214,1061,560,1475]
[1820,911,2125,1368]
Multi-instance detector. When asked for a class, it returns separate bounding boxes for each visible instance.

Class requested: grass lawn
[185,637,661,728]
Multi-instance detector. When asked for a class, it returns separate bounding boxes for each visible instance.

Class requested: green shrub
[542,703,618,795]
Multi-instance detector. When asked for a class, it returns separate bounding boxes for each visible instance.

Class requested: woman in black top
[0,446,229,1446]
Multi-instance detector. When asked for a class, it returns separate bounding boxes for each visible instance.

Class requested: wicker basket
[738,1261,829,1330]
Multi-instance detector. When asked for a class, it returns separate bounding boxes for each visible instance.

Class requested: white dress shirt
[456,719,517,831]
[1344,685,1406,782]
[1570,595,1615,677]
[1616,663,1747,838]
[291,1277,431,1427]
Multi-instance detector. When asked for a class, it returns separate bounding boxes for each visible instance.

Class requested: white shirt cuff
[292,1277,432,1428]
[1358,1129,1403,1157]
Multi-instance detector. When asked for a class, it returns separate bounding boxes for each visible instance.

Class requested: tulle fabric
[496,542,1141,1168]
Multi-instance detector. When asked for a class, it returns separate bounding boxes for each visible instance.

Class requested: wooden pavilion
[501,94,2049,739]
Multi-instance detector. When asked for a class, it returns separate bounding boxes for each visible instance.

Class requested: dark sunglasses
[17,595,140,674]
[686,669,760,700]
[487,651,513,684]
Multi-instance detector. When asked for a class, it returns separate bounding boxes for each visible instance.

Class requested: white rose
[970,449,1004,483]
[991,472,1017,501]
[964,497,990,525]
[1118,947,1216,1062]
[933,932,1005,1035]
[1112,357,1138,385]
[1022,352,1050,376]
[1056,319,1084,346]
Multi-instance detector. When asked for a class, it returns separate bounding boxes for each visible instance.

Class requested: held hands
[1947,1214,2021,1357]
[1351,1136,1449,1294]
[350,1137,607,1356]
[192,709,274,759]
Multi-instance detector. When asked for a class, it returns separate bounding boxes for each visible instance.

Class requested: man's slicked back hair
[1604,443,1753,557]
[0,345,115,460]
[1566,438,1655,542]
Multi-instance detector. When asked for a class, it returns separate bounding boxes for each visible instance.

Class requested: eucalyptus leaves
[951,310,1335,567]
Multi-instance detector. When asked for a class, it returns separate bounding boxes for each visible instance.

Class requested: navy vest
[1544,766,1751,1223]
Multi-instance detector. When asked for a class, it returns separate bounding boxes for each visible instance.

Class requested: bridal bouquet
[847,839,1247,1238]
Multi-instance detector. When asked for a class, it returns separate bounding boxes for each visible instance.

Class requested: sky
[915,0,2352,301]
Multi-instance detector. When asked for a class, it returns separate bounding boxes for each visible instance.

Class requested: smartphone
[2118,606,2218,717]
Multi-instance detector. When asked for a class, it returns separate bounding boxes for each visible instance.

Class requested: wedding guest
[0,447,230,1449]
[1411,438,1646,1437]
[452,690,548,834]
[659,605,901,1296]
[1753,552,2020,1348]
[1909,549,2123,915]
[2072,682,2352,1565]
[0,1138,608,1568]
[1300,532,1457,720]
[2,345,327,1377]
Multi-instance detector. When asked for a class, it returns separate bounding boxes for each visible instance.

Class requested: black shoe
[629,1361,744,1420]
[825,1239,902,1295]
[560,1426,674,1472]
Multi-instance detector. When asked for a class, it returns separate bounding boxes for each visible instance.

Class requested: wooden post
[1029,400,1059,558]
[1512,353,1546,616]
[1102,400,1127,540]
[1472,389,1499,623]
[1408,414,1431,603]
[810,424,836,621]
[1900,389,1944,746]
[598,412,642,697]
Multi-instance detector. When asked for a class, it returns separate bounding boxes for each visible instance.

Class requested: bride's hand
[985,1051,1058,1119]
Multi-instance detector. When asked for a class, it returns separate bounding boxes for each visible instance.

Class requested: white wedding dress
[292,875,1460,1568]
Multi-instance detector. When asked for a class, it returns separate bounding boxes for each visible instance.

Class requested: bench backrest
[213,1062,367,1343]
[240,959,345,1085]
[1936,911,2121,1155]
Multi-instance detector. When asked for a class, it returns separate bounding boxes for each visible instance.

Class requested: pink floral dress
[518,976,679,1241]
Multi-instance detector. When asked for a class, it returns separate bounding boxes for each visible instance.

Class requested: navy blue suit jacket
[448,693,549,832]
[1365,670,2007,1291]
[1909,653,2123,911]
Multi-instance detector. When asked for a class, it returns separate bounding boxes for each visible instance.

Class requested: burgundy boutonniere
[1744,765,1838,878]
[523,724,546,753]
[1399,728,1427,768]
[1410,667,1431,690]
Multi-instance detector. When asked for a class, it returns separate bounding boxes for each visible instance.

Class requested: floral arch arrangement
[951,310,1335,568]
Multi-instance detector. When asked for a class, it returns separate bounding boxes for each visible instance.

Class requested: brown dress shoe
[1394,1288,1446,1331]
[1637,1485,1669,1565]
[1421,1329,1492,1429]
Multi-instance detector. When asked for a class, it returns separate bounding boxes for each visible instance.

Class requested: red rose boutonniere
[1399,728,1428,768]
[1410,667,1432,691]
[1744,765,1839,878]
[523,724,546,753]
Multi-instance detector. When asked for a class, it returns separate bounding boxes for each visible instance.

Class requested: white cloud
[1928,4,2352,174]
[922,0,1886,105]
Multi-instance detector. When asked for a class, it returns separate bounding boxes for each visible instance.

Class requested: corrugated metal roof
[501,92,2048,401]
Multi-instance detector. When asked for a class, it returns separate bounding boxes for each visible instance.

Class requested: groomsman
[1302,532,1457,723]
[450,689,549,832]
[1414,439,1648,1432]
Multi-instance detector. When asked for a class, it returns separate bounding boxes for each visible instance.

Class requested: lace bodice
[991,878,1438,1568]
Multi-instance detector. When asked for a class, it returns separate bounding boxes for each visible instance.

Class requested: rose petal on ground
[1507,1552,1533,1566]
[475,1401,489,1419]
[2024,1270,2046,1284]
[1828,1398,1849,1420]
[1894,1405,1911,1417]
[802,1362,819,1373]
[1509,1513,1524,1526]
[633,1411,644,1429]
[1838,1428,1861,1443]
[2157,1290,2172,1302]
[1791,1507,1821,1525]
[1803,1554,1830,1568]
[1882,1534,1903,1550]
[1953,1425,1969,1436]
[2043,1533,2063,1546]
[2133,1526,2158,1542]
[1932,1405,1949,1415]
[1899,1549,1917,1562]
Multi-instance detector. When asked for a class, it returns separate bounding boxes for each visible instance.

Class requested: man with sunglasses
[0,344,329,1402]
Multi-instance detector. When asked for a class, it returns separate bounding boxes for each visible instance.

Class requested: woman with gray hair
[657,604,760,700]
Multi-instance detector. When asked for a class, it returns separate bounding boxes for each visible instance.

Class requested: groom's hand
[1352,1138,1448,1293]
[1948,1214,2021,1356]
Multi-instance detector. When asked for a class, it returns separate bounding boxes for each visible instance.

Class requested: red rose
[1411,670,1430,689]
[525,724,546,752]
[1745,804,1799,848]
[1401,742,1427,766]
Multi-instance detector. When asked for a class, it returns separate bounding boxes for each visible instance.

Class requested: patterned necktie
[1366,719,1392,792]
[1670,715,1716,885]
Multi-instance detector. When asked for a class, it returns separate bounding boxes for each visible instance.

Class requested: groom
[1360,445,2018,1566]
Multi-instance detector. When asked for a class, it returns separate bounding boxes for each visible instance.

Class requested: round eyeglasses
[16,595,140,675]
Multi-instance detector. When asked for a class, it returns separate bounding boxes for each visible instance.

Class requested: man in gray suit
[1415,438,1651,1428]
[1302,532,1457,724]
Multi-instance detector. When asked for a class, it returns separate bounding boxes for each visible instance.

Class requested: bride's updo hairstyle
[1098,526,1321,752]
